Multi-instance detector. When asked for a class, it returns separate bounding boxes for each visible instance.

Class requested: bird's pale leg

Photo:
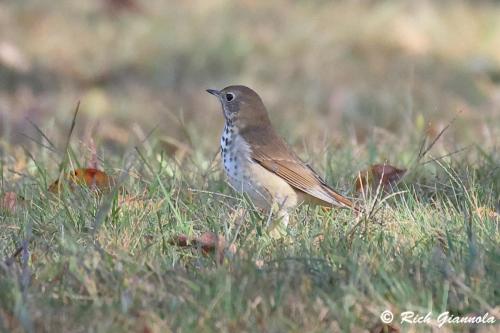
[276,209,289,227]
[266,197,292,238]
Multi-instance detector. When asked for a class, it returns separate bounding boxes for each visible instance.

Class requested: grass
[1,1,500,332]
[0,132,498,332]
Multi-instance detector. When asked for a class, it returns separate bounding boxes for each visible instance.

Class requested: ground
[0,1,499,332]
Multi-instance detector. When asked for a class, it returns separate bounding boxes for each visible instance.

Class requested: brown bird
[207,85,357,228]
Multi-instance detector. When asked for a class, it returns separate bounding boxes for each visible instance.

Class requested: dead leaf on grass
[48,168,115,194]
[170,232,223,253]
[355,164,406,194]
[170,232,235,263]
[1,191,25,213]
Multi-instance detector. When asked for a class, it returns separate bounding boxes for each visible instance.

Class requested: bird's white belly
[220,125,270,208]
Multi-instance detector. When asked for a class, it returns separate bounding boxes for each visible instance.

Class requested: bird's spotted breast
[221,124,238,179]
[220,124,263,199]
[220,123,300,212]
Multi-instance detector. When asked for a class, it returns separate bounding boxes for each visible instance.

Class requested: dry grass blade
[19,132,58,154]
[59,101,81,173]
[417,112,460,163]
[421,145,471,165]
[26,118,58,153]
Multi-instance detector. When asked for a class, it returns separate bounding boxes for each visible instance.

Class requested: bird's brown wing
[242,126,354,209]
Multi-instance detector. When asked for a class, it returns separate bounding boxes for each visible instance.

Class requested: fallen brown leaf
[170,234,190,247]
[1,192,24,213]
[169,232,232,263]
[170,232,223,253]
[355,164,406,194]
[197,231,223,253]
[48,168,115,194]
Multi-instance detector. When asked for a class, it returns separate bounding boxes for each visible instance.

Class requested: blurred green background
[1,0,499,158]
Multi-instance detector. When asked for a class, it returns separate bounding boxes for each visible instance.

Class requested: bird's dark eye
[225,93,234,102]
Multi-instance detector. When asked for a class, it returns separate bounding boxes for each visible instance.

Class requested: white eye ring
[225,93,235,102]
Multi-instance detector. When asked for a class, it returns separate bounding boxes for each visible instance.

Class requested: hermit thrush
[207,85,357,227]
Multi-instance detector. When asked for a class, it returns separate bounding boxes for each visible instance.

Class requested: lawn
[1,1,499,332]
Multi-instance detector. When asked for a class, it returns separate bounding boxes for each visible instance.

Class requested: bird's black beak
[206,89,221,97]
